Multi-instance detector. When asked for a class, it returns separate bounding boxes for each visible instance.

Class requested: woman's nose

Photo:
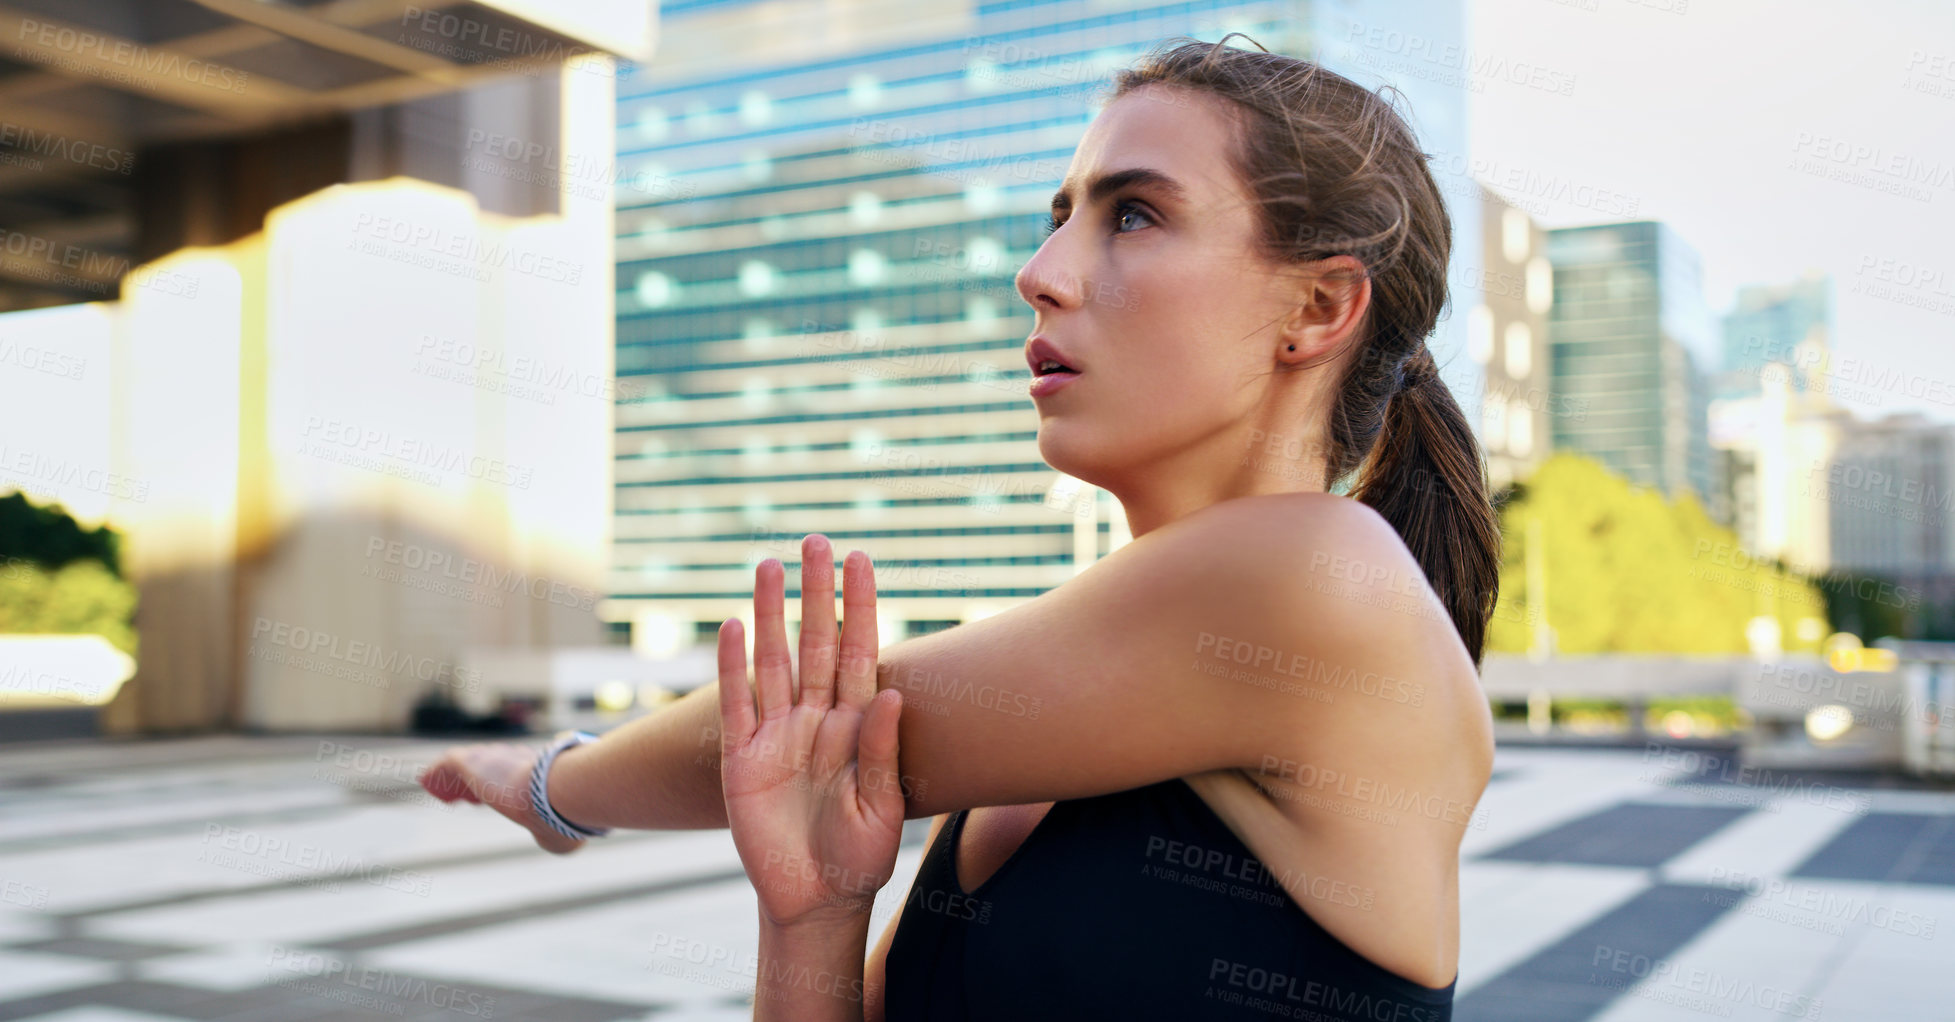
[1014,240,1081,311]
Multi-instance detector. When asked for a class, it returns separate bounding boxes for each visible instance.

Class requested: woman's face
[1015,84,1331,496]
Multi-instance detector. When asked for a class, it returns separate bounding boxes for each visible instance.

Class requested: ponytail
[1348,346,1502,667]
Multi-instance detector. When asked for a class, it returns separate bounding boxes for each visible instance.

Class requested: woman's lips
[1029,369,1081,398]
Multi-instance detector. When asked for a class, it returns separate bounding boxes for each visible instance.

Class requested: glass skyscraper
[1717,273,1833,402]
[1546,221,1714,504]
[607,0,1471,648]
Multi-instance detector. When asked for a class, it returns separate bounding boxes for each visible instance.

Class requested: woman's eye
[1042,201,1152,238]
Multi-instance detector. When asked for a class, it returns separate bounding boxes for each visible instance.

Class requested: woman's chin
[1035,427,1105,483]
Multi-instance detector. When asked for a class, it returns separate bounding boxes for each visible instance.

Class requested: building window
[1502,207,1531,264]
[1508,397,1534,457]
[1504,321,1532,379]
[1468,304,1494,364]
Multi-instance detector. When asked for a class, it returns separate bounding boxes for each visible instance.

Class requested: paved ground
[0,735,1949,1021]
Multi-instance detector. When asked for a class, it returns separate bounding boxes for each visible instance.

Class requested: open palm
[717,535,906,928]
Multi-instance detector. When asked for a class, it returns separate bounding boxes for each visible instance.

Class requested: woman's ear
[1277,254,1370,362]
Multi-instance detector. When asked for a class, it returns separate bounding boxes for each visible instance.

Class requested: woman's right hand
[418,743,587,855]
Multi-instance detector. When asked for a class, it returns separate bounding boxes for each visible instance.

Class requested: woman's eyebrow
[1049,167,1188,215]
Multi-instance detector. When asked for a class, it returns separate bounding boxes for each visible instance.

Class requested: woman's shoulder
[1167,493,1427,614]
[1176,492,1483,718]
[1178,491,1403,556]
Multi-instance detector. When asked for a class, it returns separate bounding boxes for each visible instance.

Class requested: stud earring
[1286,344,1295,351]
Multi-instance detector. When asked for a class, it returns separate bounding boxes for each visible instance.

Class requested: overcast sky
[1466,0,1954,424]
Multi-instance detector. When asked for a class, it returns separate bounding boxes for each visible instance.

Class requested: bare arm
[546,680,731,831]
[427,494,1460,845]
[529,492,1451,832]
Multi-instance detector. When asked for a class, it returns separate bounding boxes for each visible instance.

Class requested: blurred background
[0,0,1950,1019]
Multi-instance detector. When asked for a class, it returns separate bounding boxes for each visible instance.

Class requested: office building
[1545,220,1715,503]
[1717,273,1832,402]
[1821,412,1955,576]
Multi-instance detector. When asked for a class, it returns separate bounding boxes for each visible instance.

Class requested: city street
[0,736,1949,1021]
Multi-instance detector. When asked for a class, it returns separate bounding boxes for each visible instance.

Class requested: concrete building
[1462,188,1554,491]
[1707,368,1848,573]
[1822,412,1955,576]
[0,1,655,733]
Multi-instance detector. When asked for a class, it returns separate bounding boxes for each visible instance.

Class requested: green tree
[0,491,138,656]
[1487,454,1827,655]
[0,490,122,575]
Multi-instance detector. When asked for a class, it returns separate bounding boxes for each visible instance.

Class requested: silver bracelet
[529,730,611,840]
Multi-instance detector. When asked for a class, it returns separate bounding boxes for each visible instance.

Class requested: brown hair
[1110,35,1501,667]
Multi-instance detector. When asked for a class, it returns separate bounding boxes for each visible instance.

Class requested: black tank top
[882,776,1455,1021]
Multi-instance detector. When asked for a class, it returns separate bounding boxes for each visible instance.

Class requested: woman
[421,35,1498,1020]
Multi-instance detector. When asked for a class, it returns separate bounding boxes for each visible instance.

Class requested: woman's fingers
[417,752,478,803]
[796,534,839,710]
[751,558,794,718]
[716,617,757,748]
[835,549,880,710]
[858,688,905,824]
